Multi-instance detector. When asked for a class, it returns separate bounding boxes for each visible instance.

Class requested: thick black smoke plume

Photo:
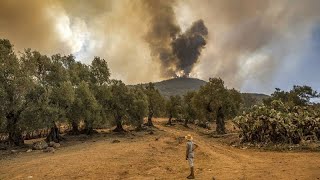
[143,0,208,78]
[143,0,181,77]
[172,20,208,76]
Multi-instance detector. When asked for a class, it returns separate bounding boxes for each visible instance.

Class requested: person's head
[185,134,193,141]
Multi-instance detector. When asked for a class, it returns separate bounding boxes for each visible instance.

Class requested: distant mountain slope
[136,78,269,106]
[242,93,270,107]
[153,77,206,97]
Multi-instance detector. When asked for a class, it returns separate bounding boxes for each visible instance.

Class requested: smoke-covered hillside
[152,77,207,97]
[136,78,269,106]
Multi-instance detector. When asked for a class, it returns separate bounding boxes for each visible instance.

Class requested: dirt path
[1,120,320,180]
[160,123,320,180]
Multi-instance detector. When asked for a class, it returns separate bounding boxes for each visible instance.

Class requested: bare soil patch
[1,119,319,180]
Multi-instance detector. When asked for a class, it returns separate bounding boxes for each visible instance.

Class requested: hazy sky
[0,0,319,94]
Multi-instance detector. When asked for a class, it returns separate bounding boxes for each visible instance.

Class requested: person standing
[185,134,199,179]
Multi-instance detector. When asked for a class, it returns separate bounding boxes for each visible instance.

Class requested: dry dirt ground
[1,119,320,180]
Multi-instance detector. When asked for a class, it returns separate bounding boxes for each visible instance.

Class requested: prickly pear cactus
[233,100,320,144]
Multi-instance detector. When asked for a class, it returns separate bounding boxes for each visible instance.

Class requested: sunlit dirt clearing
[1,119,320,180]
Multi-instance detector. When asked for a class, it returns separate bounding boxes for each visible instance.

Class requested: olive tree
[0,39,35,145]
[145,82,165,126]
[183,91,197,127]
[128,86,148,130]
[263,86,319,107]
[64,58,92,133]
[71,81,100,135]
[89,57,112,129]
[90,57,110,86]
[108,80,132,132]
[193,78,242,134]
[166,95,183,125]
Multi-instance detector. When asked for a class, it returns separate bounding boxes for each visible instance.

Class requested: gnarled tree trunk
[135,118,145,131]
[70,121,80,135]
[135,117,145,131]
[6,111,24,146]
[167,114,173,125]
[113,116,125,132]
[46,121,63,143]
[146,113,154,126]
[83,120,94,135]
[216,107,226,134]
[184,119,189,127]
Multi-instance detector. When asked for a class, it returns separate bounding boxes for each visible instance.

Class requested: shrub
[233,100,320,144]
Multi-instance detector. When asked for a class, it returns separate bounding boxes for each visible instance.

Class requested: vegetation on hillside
[234,86,320,144]
[137,78,269,109]
[149,77,206,98]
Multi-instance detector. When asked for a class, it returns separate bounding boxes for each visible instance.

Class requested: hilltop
[135,78,269,106]
[151,77,206,97]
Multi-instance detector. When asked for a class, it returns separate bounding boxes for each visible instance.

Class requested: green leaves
[192,78,242,122]
[128,86,148,126]
[108,80,150,128]
[73,81,100,130]
[166,95,183,119]
[0,39,115,136]
[236,86,320,144]
[90,57,110,85]
[233,101,320,144]
[51,81,75,108]
[145,82,165,117]
[183,91,197,121]
[264,85,320,107]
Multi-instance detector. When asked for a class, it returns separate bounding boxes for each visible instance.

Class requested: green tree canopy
[90,57,110,86]
[72,81,100,135]
[108,80,132,132]
[182,91,197,127]
[263,85,320,107]
[166,95,183,125]
[0,39,116,143]
[145,82,165,126]
[192,78,242,133]
[0,39,35,145]
[128,86,149,130]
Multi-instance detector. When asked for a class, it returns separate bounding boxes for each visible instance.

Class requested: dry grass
[0,118,320,180]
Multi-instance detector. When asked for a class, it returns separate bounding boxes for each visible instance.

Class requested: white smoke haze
[183,0,320,92]
[0,0,320,92]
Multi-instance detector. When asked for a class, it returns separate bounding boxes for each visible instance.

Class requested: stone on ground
[112,140,120,143]
[32,140,48,150]
[43,147,55,153]
[26,149,32,153]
